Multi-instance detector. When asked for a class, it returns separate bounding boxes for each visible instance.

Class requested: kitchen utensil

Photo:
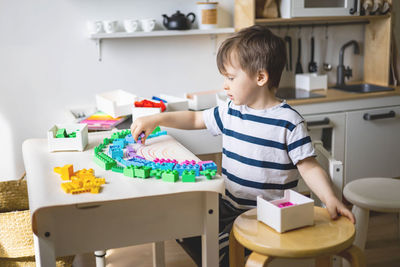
[141,18,156,32]
[284,36,292,71]
[162,11,196,30]
[295,38,303,74]
[308,36,317,73]
[103,20,118,33]
[123,19,140,33]
[323,25,332,72]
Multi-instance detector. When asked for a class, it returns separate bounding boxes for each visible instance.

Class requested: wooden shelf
[90,27,235,40]
[255,15,391,25]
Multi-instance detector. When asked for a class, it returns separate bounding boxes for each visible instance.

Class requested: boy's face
[222,59,261,107]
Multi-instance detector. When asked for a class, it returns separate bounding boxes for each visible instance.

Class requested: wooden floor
[73,211,400,267]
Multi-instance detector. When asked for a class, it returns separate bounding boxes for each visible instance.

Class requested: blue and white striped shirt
[203,101,315,209]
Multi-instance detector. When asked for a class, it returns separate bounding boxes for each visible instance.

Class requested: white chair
[343,177,400,250]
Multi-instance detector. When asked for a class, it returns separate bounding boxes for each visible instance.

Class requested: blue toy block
[108,145,123,159]
[113,138,126,148]
[160,162,175,171]
[174,164,200,176]
[202,162,217,171]
[125,134,136,143]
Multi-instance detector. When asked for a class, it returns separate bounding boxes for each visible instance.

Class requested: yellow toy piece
[55,164,106,194]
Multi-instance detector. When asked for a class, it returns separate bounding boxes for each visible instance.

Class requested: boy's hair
[217,25,286,90]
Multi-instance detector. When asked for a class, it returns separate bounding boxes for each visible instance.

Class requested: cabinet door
[345,106,400,183]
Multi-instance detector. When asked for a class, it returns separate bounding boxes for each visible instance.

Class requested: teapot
[162,10,196,30]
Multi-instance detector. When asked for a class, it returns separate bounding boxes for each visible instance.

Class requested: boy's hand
[325,196,355,224]
[130,115,159,144]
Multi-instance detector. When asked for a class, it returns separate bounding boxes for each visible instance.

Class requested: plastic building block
[134,99,166,112]
[200,169,217,180]
[57,165,106,194]
[56,128,68,138]
[160,162,176,171]
[109,145,123,159]
[111,165,124,173]
[182,170,196,182]
[54,164,74,180]
[137,132,146,144]
[181,160,197,165]
[94,153,116,170]
[278,202,295,208]
[48,123,88,152]
[152,126,161,134]
[174,163,200,176]
[201,162,218,171]
[161,170,179,182]
[113,138,126,148]
[123,166,136,178]
[150,168,163,179]
[134,166,151,178]
[68,131,77,138]
[125,134,135,143]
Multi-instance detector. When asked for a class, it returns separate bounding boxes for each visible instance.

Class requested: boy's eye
[227,77,234,81]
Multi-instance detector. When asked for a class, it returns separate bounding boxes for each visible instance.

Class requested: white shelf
[90,27,235,39]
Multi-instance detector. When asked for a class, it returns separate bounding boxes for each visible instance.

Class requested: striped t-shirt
[203,100,315,209]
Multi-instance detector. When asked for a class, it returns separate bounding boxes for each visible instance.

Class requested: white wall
[0,0,365,180]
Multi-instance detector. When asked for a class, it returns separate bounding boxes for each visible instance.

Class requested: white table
[22,132,224,267]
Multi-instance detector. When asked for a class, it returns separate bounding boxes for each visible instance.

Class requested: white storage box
[158,94,189,111]
[131,106,161,122]
[96,89,137,118]
[295,74,327,91]
[257,189,314,233]
[48,123,88,152]
[184,89,221,110]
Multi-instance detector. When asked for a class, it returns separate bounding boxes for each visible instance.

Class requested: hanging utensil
[308,36,317,73]
[323,25,332,72]
[295,37,303,74]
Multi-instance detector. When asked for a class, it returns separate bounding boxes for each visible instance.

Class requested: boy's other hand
[130,115,159,144]
[325,196,355,224]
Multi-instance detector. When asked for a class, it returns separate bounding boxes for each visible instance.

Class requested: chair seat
[232,207,355,258]
[343,178,400,213]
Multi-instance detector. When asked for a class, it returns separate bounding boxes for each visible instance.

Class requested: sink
[333,83,394,93]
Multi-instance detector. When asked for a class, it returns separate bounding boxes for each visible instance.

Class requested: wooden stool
[343,177,400,250]
[229,207,365,267]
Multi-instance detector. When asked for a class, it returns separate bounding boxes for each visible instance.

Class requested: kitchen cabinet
[345,105,400,183]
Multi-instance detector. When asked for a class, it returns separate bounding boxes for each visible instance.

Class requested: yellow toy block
[90,187,100,194]
[71,188,91,194]
[54,164,74,180]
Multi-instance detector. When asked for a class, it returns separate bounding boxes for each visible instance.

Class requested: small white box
[184,89,221,110]
[131,106,161,122]
[257,189,314,233]
[158,94,189,111]
[48,124,88,152]
[295,74,327,91]
[96,89,137,118]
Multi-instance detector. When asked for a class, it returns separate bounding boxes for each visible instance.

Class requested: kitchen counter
[287,85,400,106]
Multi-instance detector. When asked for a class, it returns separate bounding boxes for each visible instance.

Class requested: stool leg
[352,205,369,250]
[94,250,106,267]
[229,230,245,267]
[245,252,273,267]
[152,241,165,267]
[315,256,333,267]
[338,245,366,267]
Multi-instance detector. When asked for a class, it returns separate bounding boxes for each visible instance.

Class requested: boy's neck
[247,87,281,110]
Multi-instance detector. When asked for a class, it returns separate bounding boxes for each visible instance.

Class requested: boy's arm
[297,157,355,223]
[130,111,206,143]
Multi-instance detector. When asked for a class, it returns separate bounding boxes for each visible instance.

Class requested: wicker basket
[0,176,74,266]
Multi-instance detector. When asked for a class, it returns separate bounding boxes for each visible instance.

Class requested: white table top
[22,132,225,216]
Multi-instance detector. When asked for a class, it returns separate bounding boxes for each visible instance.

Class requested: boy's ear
[256,70,268,86]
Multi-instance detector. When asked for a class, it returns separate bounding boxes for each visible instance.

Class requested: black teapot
[162,10,196,30]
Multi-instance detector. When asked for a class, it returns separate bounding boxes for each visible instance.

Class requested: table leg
[152,241,165,267]
[202,192,219,267]
[33,235,56,267]
[245,252,273,267]
[315,255,333,267]
[338,245,366,267]
[229,230,244,267]
[352,205,369,250]
[94,250,106,267]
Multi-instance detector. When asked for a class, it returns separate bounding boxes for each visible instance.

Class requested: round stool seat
[232,207,355,259]
[343,178,400,212]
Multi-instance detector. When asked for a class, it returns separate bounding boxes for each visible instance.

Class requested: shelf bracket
[95,39,102,62]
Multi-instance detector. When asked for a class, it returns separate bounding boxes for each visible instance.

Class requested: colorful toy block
[160,162,176,171]
[113,138,126,148]
[182,170,196,182]
[201,162,218,171]
[134,99,166,112]
[150,168,163,179]
[174,163,200,176]
[54,164,74,180]
[94,153,116,170]
[137,132,146,144]
[181,160,197,165]
[123,166,136,178]
[200,169,217,180]
[56,165,106,194]
[134,166,151,178]
[48,123,88,152]
[111,165,124,173]
[109,145,124,159]
[161,170,179,182]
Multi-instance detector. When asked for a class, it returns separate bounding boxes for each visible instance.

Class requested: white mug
[123,19,140,33]
[141,18,156,32]
[87,20,104,34]
[103,20,118,33]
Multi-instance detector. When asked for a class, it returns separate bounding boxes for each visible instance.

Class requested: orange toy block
[54,164,74,180]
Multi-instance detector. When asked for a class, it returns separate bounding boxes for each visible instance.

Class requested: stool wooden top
[232,207,355,258]
[343,178,400,212]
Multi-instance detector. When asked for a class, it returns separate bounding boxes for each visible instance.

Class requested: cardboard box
[257,189,314,233]
[96,89,137,118]
[48,123,88,152]
[295,74,327,91]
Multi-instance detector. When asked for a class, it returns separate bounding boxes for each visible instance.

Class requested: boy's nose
[223,82,229,91]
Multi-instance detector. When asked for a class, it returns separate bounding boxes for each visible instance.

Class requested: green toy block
[151,126,161,134]
[182,170,196,182]
[150,168,163,179]
[103,138,111,145]
[93,152,116,170]
[68,132,76,138]
[162,170,179,182]
[200,169,217,180]
[123,166,135,178]
[134,166,151,178]
[56,128,67,138]
[111,165,124,173]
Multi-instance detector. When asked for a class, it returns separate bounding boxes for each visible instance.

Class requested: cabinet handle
[363,110,396,121]
[307,118,330,127]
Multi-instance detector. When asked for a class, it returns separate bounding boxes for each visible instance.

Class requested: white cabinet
[345,105,400,183]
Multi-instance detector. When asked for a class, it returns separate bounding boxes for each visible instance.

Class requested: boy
[130,25,354,266]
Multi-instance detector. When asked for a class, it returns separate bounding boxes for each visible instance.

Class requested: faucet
[336,40,360,86]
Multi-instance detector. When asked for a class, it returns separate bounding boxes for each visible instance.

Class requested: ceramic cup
[123,19,140,33]
[141,18,156,32]
[103,20,118,33]
[87,20,104,34]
